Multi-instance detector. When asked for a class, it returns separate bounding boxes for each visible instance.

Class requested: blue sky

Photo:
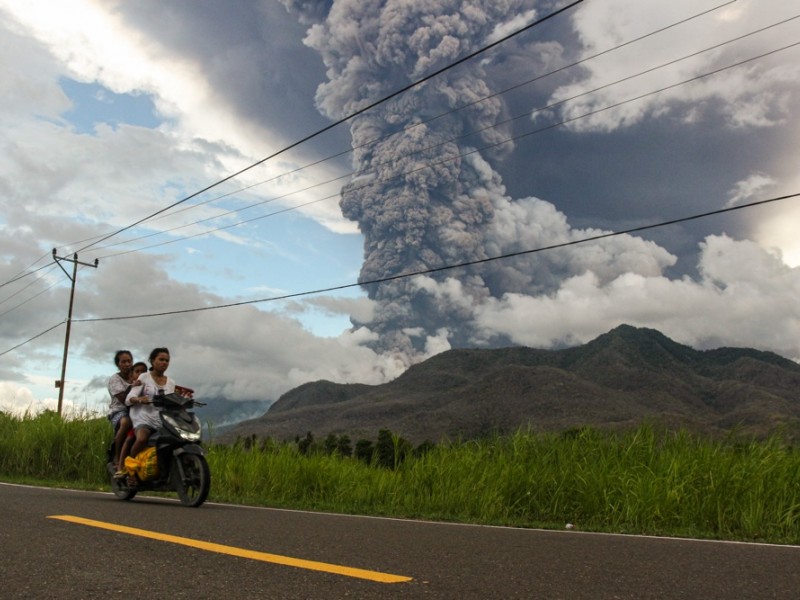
[57,76,366,357]
[59,67,366,335]
[1,0,799,418]
[60,79,161,133]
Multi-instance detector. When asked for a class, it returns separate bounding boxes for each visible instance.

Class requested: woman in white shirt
[125,347,176,460]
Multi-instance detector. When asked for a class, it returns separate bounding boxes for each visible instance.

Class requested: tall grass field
[1,410,798,544]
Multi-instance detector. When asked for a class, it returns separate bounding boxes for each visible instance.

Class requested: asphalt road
[1,482,798,599]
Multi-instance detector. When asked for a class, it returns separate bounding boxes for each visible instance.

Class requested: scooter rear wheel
[108,464,137,501]
[171,453,210,507]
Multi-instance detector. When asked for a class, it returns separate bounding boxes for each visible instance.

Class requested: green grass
[2,411,799,544]
[0,410,108,487]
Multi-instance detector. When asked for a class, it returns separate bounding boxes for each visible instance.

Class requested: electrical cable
[0,264,59,307]
[0,0,742,279]
[100,0,737,234]
[0,321,64,358]
[71,0,586,255]
[2,2,795,353]
[72,191,800,324]
[0,260,57,291]
[0,270,64,317]
[90,35,800,260]
[3,189,797,357]
[80,0,744,258]
[0,0,591,358]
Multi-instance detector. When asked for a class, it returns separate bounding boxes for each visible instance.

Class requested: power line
[101,0,737,236]
[2,3,795,353]
[0,321,64,358]
[5,189,796,357]
[0,264,59,308]
[72,0,587,256]
[0,260,101,365]
[72,192,800,324]
[0,0,743,279]
[81,0,744,260]
[0,260,57,290]
[90,34,800,260]
[0,272,66,319]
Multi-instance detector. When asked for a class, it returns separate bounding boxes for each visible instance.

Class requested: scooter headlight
[163,413,202,442]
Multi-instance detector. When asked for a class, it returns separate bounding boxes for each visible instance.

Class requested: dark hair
[113,350,132,366]
[148,347,170,363]
[132,361,147,372]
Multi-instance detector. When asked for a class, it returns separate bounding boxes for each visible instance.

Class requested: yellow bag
[124,447,159,481]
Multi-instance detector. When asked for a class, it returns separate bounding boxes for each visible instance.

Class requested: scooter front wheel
[171,453,210,507]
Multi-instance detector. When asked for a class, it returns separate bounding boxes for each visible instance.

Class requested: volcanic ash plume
[283,0,675,358]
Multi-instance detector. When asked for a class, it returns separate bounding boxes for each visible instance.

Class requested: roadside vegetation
[1,409,799,544]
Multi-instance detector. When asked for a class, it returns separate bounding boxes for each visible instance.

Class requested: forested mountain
[219,325,800,444]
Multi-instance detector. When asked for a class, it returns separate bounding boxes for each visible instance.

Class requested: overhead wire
[71,0,587,256]
[1,0,591,288]
[82,0,744,259]
[0,260,57,290]
[0,0,742,278]
[90,32,800,260]
[101,0,737,233]
[0,266,63,315]
[0,0,588,357]
[3,2,797,355]
[0,321,64,359]
[4,186,797,357]
[70,191,800,323]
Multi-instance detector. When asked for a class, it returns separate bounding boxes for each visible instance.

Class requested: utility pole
[52,249,99,416]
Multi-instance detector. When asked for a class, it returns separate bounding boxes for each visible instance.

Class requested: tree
[297,431,314,455]
[337,435,353,457]
[376,429,394,468]
[323,433,338,455]
[414,440,436,457]
[354,439,374,464]
[376,428,411,469]
[259,436,279,453]
[238,433,257,451]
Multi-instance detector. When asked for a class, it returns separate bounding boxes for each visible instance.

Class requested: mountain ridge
[219,325,800,444]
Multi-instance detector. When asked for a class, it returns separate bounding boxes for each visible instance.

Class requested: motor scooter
[106,392,210,507]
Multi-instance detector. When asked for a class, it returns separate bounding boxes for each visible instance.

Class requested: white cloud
[473,234,800,358]
[726,172,776,207]
[0,379,94,417]
[1,0,251,150]
[2,0,800,420]
[0,0,356,236]
[753,203,800,268]
[0,382,39,415]
[487,194,676,288]
[552,0,800,133]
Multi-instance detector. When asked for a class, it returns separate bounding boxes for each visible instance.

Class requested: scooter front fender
[172,443,205,457]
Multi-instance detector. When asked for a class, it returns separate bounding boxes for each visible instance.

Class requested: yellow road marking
[48,515,411,584]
